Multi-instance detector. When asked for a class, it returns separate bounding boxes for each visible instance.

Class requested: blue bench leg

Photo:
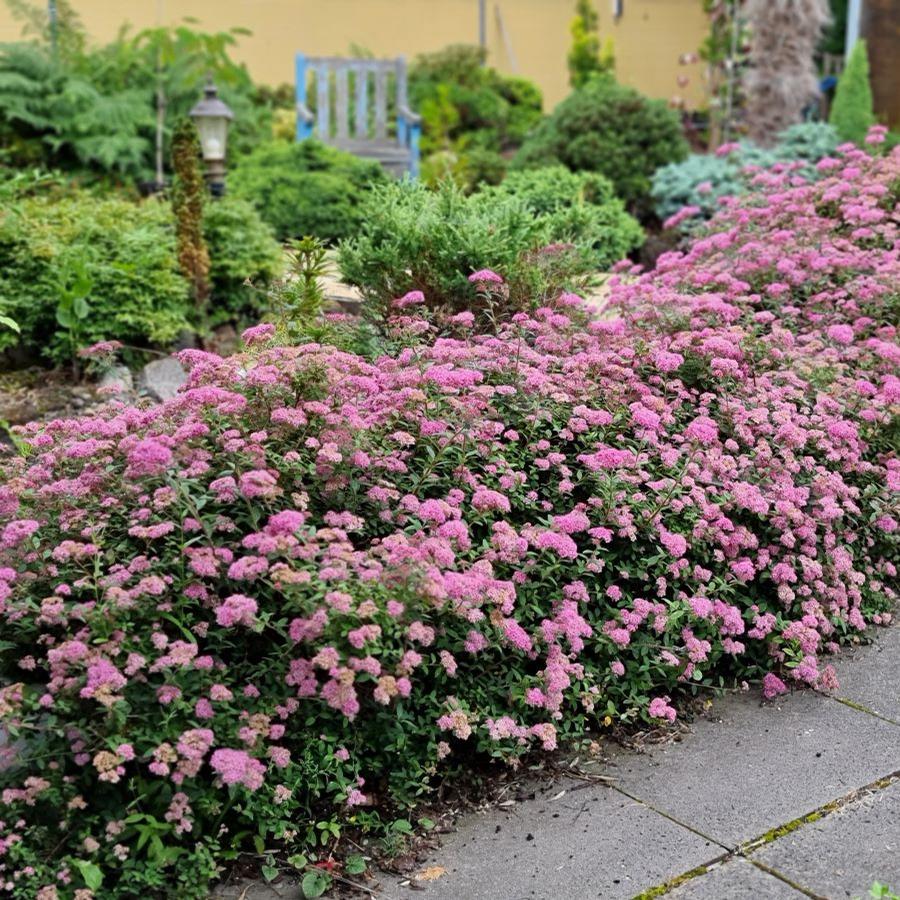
[295,53,313,141]
[409,121,421,179]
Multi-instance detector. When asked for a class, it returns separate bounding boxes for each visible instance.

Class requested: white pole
[845,0,862,58]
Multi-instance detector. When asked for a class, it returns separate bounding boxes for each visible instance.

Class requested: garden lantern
[189,78,233,196]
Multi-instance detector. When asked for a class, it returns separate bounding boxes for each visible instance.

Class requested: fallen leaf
[415,866,447,882]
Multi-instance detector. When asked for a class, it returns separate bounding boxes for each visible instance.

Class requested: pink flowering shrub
[0,144,897,897]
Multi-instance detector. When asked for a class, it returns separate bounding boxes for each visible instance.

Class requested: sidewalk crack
[737,769,900,855]
[623,769,900,899]
[746,859,828,899]
[829,694,900,728]
[608,782,729,851]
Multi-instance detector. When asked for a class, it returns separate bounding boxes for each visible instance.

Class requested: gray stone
[97,364,133,396]
[607,689,900,847]
[667,858,804,899]
[140,356,187,401]
[831,626,900,725]
[375,777,718,900]
[173,329,199,351]
[752,780,900,900]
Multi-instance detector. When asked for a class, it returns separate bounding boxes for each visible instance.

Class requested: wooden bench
[295,54,421,178]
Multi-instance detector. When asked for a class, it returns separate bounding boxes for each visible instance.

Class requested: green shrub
[0,189,283,364]
[338,174,639,320]
[0,192,190,364]
[203,197,283,322]
[420,146,508,192]
[652,122,840,222]
[513,76,688,210]
[829,39,876,145]
[476,166,642,267]
[230,140,387,242]
[410,45,543,159]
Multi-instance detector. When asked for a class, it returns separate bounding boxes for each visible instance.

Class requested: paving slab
[665,857,804,899]
[212,878,300,899]
[752,779,900,900]
[607,689,900,848]
[375,777,718,900]
[831,626,900,724]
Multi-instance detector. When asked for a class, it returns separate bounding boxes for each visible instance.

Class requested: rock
[97,365,134,396]
[140,357,187,402]
[206,324,239,358]
[173,330,198,351]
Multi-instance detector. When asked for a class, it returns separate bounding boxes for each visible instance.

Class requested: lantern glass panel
[195,116,227,161]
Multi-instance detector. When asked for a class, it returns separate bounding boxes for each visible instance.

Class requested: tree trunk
[743,0,831,145]
[860,0,900,129]
[155,82,166,189]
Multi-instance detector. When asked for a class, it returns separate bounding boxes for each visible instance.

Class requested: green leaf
[0,315,19,333]
[390,818,413,834]
[261,865,279,882]
[287,854,308,870]
[419,817,436,831]
[73,860,104,891]
[301,870,331,898]
[344,855,367,875]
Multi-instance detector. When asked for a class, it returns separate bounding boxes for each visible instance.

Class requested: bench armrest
[398,104,421,126]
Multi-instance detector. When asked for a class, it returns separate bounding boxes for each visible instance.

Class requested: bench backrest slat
[316,61,330,137]
[354,62,368,137]
[374,66,388,140]
[300,55,407,143]
[335,63,349,141]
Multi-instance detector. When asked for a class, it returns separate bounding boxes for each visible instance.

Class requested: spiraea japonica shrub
[0,139,897,898]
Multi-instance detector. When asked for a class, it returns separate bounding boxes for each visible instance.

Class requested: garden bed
[0,142,896,899]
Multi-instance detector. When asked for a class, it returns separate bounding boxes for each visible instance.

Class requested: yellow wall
[0,0,708,110]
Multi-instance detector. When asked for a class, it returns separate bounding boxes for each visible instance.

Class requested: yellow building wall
[0,0,708,110]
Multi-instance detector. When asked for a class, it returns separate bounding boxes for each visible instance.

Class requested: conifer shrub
[829,39,876,145]
[512,76,689,211]
[230,140,387,243]
[338,173,641,320]
[652,122,840,223]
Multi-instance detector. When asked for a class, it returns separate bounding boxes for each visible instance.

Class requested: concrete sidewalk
[377,627,900,900]
[220,627,900,900]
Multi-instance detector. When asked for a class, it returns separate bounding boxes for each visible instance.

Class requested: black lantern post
[189,79,234,196]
